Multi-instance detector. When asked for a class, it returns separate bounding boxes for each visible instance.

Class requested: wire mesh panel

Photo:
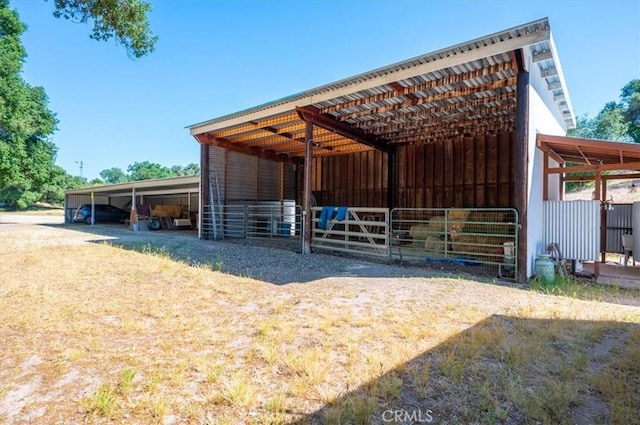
[391,208,519,279]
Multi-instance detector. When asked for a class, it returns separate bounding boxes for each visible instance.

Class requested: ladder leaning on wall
[208,168,223,240]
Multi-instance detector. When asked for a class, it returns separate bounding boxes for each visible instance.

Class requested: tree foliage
[569,79,640,143]
[50,0,158,58]
[93,162,200,185]
[0,0,59,208]
[99,167,127,184]
[620,79,640,143]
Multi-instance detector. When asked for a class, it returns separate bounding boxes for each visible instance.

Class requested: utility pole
[75,161,84,177]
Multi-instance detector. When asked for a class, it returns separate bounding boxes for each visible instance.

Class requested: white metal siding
[208,146,226,203]
[257,158,280,201]
[283,163,296,201]
[543,200,600,261]
[227,151,257,201]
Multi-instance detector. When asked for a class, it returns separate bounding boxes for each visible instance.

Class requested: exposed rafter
[296,106,393,154]
[319,63,515,115]
[196,134,297,164]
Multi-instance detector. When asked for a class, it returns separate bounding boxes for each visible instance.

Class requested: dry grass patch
[1,215,640,424]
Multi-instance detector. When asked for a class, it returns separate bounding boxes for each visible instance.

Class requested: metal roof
[537,134,640,169]
[65,175,200,198]
[188,18,575,160]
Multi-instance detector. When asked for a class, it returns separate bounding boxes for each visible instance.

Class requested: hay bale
[424,236,445,254]
[150,205,183,218]
[449,234,504,260]
[409,224,433,240]
[465,211,509,235]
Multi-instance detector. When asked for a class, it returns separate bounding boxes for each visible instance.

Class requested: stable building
[187,18,640,282]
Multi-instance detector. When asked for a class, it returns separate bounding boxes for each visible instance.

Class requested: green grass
[530,273,639,302]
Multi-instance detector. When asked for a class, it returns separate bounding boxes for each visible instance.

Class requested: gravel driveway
[0,213,489,286]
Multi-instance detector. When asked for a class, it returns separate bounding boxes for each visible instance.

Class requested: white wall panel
[543,200,600,261]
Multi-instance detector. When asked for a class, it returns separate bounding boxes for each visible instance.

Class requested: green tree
[170,162,199,176]
[569,79,640,144]
[50,0,158,58]
[0,0,59,208]
[183,162,200,176]
[568,103,629,141]
[99,167,127,184]
[127,161,174,181]
[620,79,640,143]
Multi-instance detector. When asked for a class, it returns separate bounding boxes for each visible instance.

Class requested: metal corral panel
[543,201,600,261]
[257,158,280,201]
[227,151,257,201]
[208,146,226,202]
[605,204,633,253]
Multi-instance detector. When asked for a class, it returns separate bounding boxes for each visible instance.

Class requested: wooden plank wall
[306,131,514,208]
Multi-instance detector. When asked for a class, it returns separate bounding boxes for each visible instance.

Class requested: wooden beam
[547,148,564,165]
[543,150,549,201]
[546,161,640,174]
[296,106,393,154]
[320,63,515,114]
[200,134,297,164]
[576,146,591,165]
[199,139,210,240]
[537,133,640,154]
[514,48,529,284]
[387,150,395,209]
[302,121,313,255]
[563,173,640,182]
[389,81,420,102]
[336,81,516,122]
[559,163,565,200]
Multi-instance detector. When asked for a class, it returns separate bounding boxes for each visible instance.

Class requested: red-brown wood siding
[304,131,515,208]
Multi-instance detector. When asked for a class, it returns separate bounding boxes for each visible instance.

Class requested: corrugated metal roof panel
[187,18,567,134]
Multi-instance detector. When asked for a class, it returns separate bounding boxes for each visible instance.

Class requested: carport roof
[537,134,640,172]
[188,17,574,161]
[65,176,199,198]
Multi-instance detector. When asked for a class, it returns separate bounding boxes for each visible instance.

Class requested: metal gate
[391,208,519,279]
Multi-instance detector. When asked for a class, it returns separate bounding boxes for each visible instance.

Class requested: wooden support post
[600,172,607,263]
[514,49,529,284]
[387,150,395,210]
[200,141,210,239]
[543,150,549,201]
[559,164,565,201]
[302,121,313,255]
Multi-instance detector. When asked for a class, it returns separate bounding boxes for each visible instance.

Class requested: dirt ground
[1,213,640,424]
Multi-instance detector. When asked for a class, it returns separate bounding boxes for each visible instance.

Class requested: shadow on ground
[40,222,503,286]
[289,315,639,425]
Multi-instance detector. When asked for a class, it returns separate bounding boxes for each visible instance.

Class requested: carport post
[302,121,313,255]
[130,187,138,231]
[91,192,95,226]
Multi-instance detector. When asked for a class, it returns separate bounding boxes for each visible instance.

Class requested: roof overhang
[188,18,575,161]
[537,134,640,173]
[65,176,200,198]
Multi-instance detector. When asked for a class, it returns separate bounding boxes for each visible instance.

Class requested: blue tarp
[424,256,479,266]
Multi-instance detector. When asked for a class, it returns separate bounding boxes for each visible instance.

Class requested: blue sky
[10,0,640,180]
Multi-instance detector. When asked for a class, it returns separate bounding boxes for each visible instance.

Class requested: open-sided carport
[537,134,640,278]
[188,18,578,282]
[64,176,200,231]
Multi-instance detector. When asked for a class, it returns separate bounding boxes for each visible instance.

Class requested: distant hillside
[565,179,640,203]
